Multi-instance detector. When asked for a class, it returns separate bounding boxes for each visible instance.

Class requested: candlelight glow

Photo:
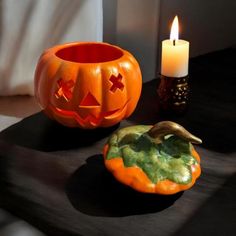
[170,15,179,41]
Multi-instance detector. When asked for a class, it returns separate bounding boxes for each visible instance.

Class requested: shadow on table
[173,173,236,235]
[129,79,161,125]
[0,112,119,152]
[66,155,182,217]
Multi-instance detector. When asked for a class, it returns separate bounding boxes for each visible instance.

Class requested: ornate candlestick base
[157,75,189,114]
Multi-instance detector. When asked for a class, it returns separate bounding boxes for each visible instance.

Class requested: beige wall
[103,0,160,82]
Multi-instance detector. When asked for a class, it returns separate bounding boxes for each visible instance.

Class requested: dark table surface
[0,49,235,236]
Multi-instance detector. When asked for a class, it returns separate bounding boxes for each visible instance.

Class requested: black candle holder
[157,74,189,114]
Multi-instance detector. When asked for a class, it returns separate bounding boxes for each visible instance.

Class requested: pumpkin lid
[104,121,202,194]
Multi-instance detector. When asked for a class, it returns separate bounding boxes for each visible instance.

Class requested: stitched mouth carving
[49,101,129,127]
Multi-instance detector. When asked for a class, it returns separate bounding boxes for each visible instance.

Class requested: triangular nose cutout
[79,92,100,107]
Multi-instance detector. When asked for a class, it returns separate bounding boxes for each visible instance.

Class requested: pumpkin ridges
[103,144,201,194]
[100,65,116,119]
[105,66,126,111]
[117,57,129,116]
[49,105,83,127]
[99,62,128,126]
[76,64,103,122]
[50,62,78,108]
[97,65,103,117]
[101,104,127,127]
[43,57,79,126]
[119,55,142,117]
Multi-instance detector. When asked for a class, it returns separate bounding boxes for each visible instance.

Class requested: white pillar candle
[161,16,189,78]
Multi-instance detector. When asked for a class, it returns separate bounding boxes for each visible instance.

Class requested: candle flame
[170,15,179,41]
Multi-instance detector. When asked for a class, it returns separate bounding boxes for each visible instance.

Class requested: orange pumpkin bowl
[34,42,142,129]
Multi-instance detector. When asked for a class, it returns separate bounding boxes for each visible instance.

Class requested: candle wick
[173,39,176,46]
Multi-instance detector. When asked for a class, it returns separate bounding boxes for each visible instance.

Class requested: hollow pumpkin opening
[56,43,124,63]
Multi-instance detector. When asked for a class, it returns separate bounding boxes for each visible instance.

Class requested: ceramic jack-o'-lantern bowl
[34,42,142,129]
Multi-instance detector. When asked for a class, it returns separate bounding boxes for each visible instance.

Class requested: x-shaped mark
[109,73,124,92]
[55,78,75,101]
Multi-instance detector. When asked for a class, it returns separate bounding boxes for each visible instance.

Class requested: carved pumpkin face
[35,42,142,128]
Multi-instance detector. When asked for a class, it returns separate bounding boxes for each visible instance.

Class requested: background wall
[159,0,236,58]
[103,0,160,82]
[103,0,236,81]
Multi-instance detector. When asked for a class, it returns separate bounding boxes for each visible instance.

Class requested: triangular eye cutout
[79,92,100,107]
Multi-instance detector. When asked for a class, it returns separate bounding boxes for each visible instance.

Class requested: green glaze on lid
[106,125,198,185]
